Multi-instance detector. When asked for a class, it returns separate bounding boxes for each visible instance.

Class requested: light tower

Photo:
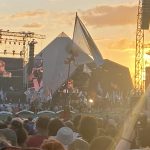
[135,0,150,95]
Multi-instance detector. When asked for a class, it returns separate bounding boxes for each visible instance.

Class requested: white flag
[73,14,104,66]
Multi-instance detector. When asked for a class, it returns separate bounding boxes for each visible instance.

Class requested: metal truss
[0,29,45,88]
[135,0,145,95]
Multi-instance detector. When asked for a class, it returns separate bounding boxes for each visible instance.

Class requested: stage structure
[135,0,150,95]
[36,13,104,98]
[0,29,45,89]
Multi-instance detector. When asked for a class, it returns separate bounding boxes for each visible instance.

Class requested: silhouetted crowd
[1,107,150,150]
[0,112,120,150]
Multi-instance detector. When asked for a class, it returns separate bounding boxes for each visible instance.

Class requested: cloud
[81,5,137,27]
[96,38,135,52]
[108,38,135,50]
[47,11,74,26]
[22,23,43,28]
[11,10,48,18]
[10,9,74,26]
[10,4,138,28]
[95,38,135,73]
[45,5,138,27]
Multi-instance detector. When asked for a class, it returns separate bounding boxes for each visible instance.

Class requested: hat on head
[56,127,74,145]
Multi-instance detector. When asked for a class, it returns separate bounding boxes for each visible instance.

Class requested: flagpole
[72,12,78,41]
[64,57,71,107]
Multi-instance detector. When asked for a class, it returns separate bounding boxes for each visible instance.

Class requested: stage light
[4,50,7,55]
[12,50,15,55]
[89,99,93,103]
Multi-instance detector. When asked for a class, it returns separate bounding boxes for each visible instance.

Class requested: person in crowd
[0,136,12,149]
[97,128,106,137]
[139,122,150,148]
[5,116,12,126]
[23,117,35,135]
[0,121,7,129]
[0,128,17,146]
[68,138,89,150]
[97,118,104,129]
[60,106,71,121]
[48,118,64,136]
[41,139,65,150]
[10,119,28,147]
[115,104,150,150]
[72,115,82,138]
[64,120,74,131]
[0,59,12,78]
[26,116,49,148]
[78,116,98,143]
[54,127,74,149]
[72,115,81,132]
[105,123,117,138]
[90,136,115,150]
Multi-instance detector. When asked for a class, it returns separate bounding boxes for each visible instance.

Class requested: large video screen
[0,58,23,91]
[28,58,43,92]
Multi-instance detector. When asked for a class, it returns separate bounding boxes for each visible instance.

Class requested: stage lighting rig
[0,29,45,58]
[0,29,46,88]
[135,0,150,94]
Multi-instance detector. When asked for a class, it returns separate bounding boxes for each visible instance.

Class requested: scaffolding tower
[135,0,145,95]
[0,29,45,88]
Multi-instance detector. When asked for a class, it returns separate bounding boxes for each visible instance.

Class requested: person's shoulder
[26,135,48,147]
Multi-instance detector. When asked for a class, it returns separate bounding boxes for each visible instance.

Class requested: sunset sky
[0,0,149,77]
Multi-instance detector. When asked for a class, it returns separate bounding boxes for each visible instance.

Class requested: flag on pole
[72,13,104,67]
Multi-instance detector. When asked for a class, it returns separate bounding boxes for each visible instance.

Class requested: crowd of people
[0,114,116,150]
[0,102,150,150]
[0,84,149,150]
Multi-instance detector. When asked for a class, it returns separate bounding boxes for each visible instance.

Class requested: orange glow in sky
[0,0,149,77]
